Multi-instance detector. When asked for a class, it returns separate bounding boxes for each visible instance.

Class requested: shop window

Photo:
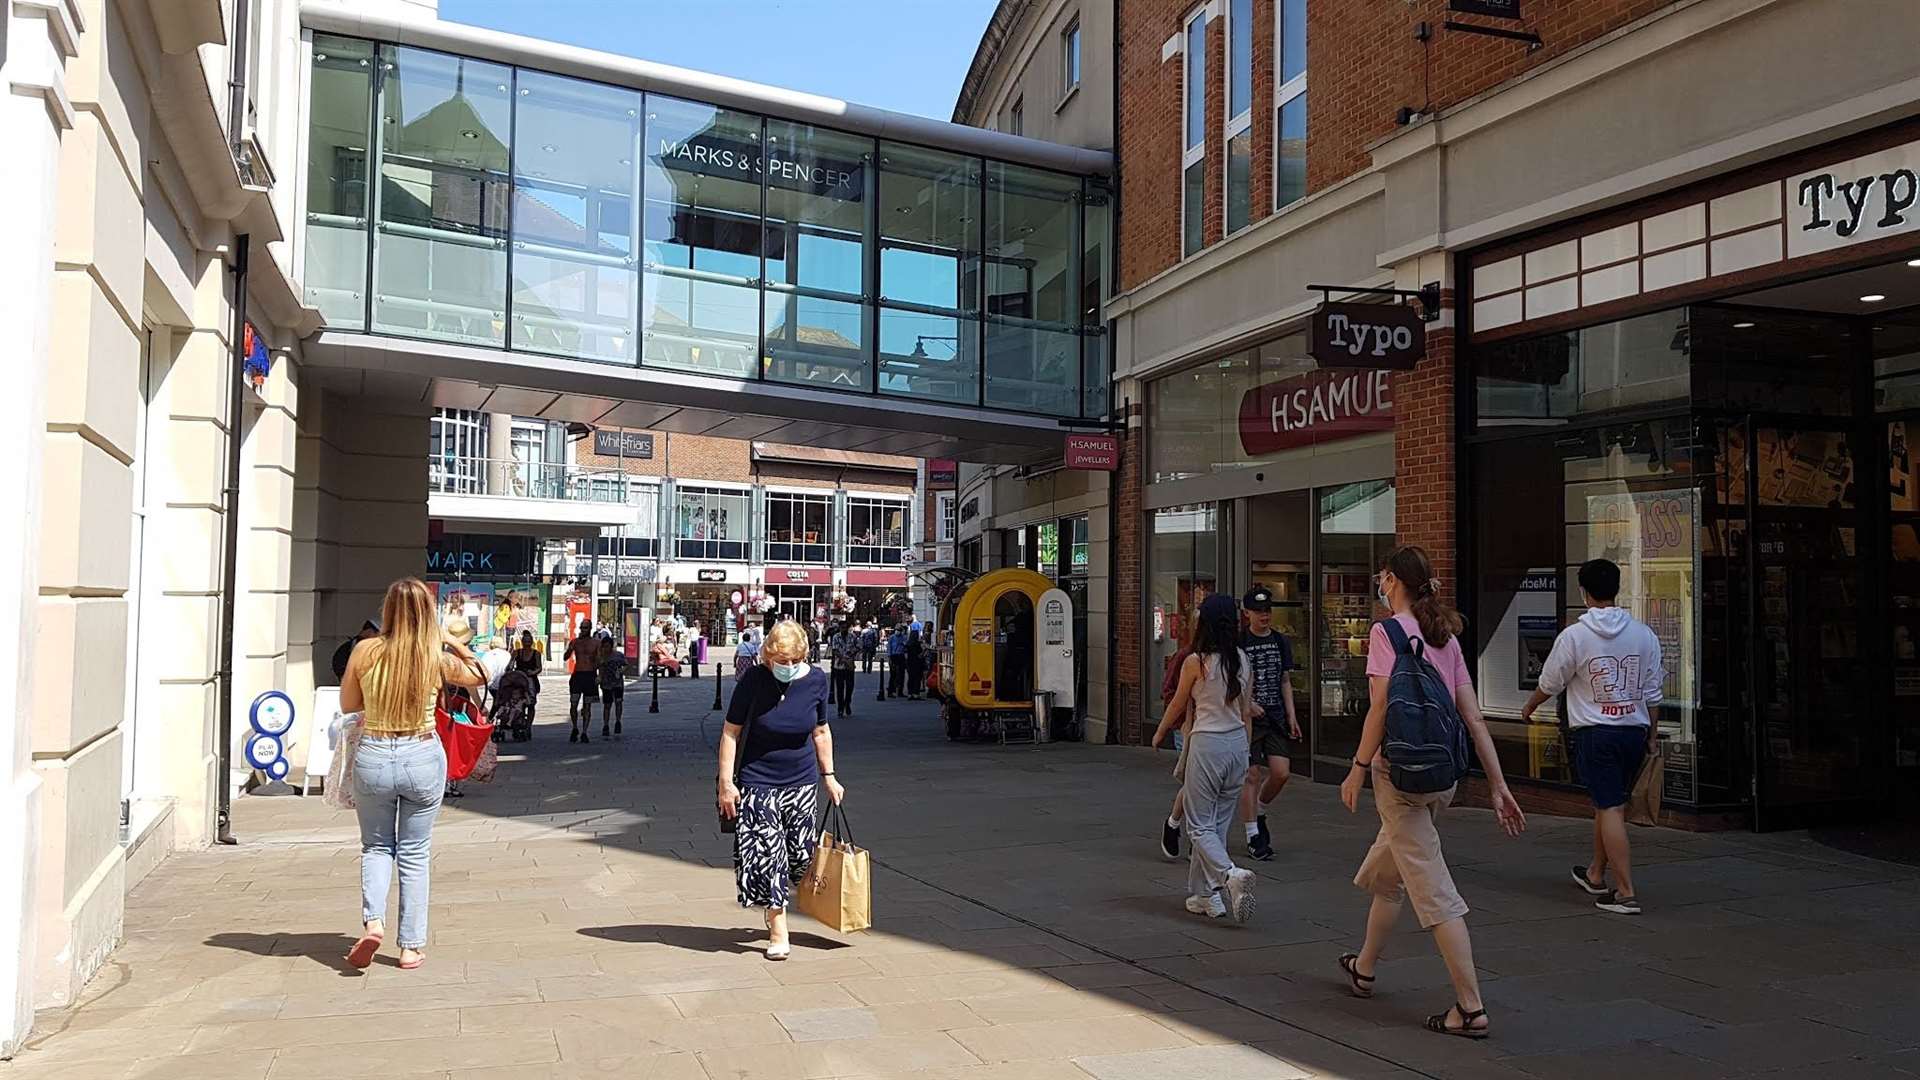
[1474,308,1689,427]
[766,491,831,564]
[847,497,908,565]
[1313,481,1395,768]
[674,486,749,560]
[1147,503,1218,728]
[1181,9,1206,258]
[1150,331,1367,484]
[1469,419,1700,796]
[306,35,374,328]
[428,408,487,493]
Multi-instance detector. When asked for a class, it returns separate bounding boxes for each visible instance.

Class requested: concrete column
[486,411,512,496]
[314,393,429,651]
[0,0,72,1051]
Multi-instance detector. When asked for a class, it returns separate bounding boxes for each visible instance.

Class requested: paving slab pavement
[5,667,1920,1079]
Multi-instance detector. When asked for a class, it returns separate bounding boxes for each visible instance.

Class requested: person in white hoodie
[1520,558,1663,916]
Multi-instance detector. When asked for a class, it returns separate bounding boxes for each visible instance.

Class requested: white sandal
[764,909,790,961]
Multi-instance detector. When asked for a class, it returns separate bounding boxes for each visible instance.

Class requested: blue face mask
[771,660,807,683]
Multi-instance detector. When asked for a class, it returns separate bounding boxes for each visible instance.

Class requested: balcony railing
[429,456,639,504]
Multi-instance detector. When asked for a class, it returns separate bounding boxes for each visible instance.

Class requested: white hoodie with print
[1536,606,1664,729]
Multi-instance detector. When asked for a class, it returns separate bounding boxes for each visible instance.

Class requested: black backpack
[1377,619,1471,794]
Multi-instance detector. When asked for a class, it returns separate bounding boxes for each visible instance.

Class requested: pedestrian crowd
[330,546,1662,1042]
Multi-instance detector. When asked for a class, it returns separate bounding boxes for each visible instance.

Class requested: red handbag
[435,687,495,782]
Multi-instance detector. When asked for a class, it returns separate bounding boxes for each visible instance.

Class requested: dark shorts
[599,682,624,700]
[1248,719,1292,766]
[1572,724,1649,810]
[568,671,598,697]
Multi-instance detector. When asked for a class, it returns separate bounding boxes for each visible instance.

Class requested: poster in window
[1893,422,1917,511]
[1755,427,1854,508]
[1516,615,1559,691]
[1662,739,1696,803]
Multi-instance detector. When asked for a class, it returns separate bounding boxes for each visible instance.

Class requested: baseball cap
[1242,587,1274,612]
[1199,593,1238,622]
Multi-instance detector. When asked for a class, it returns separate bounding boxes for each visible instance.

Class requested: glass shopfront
[1469,278,1920,828]
[1142,328,1397,767]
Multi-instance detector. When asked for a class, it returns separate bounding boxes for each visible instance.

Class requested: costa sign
[1310,301,1425,370]
[1238,368,1394,456]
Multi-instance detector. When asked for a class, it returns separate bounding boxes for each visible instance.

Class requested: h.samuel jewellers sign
[1237,369,1394,456]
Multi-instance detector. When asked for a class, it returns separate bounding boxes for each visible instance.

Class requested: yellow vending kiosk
[932,568,1075,743]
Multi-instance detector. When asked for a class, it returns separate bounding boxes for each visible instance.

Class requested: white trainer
[1184,893,1226,918]
[1224,867,1256,924]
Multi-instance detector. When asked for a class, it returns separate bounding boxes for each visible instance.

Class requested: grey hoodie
[1536,606,1664,729]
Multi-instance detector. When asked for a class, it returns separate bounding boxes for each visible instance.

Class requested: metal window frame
[1222,0,1253,240]
[1272,0,1308,214]
[1062,16,1082,97]
[1181,8,1208,258]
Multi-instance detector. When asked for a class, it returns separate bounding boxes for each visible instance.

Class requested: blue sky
[438,0,1000,121]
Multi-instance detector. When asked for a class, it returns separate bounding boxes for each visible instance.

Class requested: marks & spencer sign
[1791,140,1920,258]
[1310,301,1425,370]
[656,135,863,201]
[1237,369,1394,456]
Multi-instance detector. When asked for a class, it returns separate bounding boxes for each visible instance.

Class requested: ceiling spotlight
[1733,321,1755,329]
[1862,294,1888,303]
[1908,259,1920,267]
[459,129,480,140]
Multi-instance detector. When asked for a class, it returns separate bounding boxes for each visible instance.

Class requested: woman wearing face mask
[1337,545,1525,1040]
[716,619,843,960]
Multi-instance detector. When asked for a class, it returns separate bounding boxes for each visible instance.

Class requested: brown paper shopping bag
[795,802,871,933]
[1626,743,1665,827]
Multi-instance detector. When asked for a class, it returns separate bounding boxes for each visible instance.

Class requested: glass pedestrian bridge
[298,2,1113,463]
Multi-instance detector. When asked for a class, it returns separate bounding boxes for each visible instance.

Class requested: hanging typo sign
[655,134,864,201]
[1310,301,1426,370]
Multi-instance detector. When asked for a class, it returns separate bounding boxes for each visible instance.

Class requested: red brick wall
[1392,300,1457,592]
[1117,0,1675,290]
[575,435,913,494]
[1112,412,1145,744]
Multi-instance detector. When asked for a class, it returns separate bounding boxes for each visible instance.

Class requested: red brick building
[1105,0,1920,828]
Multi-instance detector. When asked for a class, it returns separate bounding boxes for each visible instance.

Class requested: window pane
[1315,480,1396,766]
[879,308,980,404]
[1276,93,1307,210]
[306,35,374,329]
[674,487,749,560]
[1184,17,1206,151]
[765,491,831,563]
[985,320,1080,416]
[1280,0,1306,82]
[373,46,512,346]
[1226,129,1252,234]
[1148,503,1218,727]
[878,142,981,311]
[1229,0,1252,117]
[1474,309,1689,427]
[763,120,869,296]
[986,163,1078,326]
[1064,23,1081,89]
[1182,161,1204,257]
[642,94,763,379]
[509,70,641,363]
[847,498,909,564]
[1081,182,1108,326]
[764,291,869,388]
[1083,328,1109,419]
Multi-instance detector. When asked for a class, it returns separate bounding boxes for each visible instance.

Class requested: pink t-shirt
[1366,613,1471,700]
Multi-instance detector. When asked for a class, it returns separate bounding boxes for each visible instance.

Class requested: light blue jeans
[353,733,446,949]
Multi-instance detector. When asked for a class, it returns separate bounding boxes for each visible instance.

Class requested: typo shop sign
[1237,369,1394,456]
[1790,140,1920,257]
[1310,301,1425,370]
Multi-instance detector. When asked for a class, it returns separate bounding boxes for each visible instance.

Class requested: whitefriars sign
[1790,140,1920,257]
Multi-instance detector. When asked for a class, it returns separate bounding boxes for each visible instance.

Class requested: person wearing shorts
[564,621,599,744]
[1522,557,1663,916]
[598,641,628,739]
[1239,587,1299,861]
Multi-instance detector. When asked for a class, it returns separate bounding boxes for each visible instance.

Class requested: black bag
[1377,619,1471,794]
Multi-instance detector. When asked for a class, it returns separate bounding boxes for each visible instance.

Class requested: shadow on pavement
[202,931,361,975]
[577,923,850,954]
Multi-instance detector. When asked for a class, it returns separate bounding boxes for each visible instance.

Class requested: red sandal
[346,930,382,970]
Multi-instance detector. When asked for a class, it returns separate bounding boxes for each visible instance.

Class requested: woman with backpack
[1150,593,1257,924]
[1337,545,1525,1039]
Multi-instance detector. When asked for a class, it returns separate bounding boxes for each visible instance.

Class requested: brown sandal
[1338,953,1375,998]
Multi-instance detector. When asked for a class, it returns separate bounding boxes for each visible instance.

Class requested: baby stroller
[491,668,536,742]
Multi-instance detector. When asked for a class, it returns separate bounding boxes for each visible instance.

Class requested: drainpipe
[227,0,251,165]
[1105,0,1123,744]
[215,235,250,846]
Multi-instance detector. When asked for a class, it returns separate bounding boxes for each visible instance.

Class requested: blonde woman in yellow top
[340,578,487,970]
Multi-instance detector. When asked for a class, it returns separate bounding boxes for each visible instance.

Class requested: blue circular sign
[250,690,295,737]
[245,733,284,771]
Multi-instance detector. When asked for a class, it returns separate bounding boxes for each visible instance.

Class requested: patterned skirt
[733,782,820,909]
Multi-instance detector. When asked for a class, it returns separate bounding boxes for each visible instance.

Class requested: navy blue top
[729,664,830,788]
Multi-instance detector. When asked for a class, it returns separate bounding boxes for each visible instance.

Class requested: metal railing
[428,456,644,504]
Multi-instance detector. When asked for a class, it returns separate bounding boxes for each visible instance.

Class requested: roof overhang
[302,0,1112,177]
[302,332,1070,466]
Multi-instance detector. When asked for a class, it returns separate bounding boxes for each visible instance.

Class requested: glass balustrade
[307,34,1111,420]
[427,456,637,503]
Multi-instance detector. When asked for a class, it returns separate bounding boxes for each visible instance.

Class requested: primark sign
[656,134,864,201]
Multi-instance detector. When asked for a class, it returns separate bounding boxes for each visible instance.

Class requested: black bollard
[712,659,723,710]
[649,663,660,714]
[876,655,886,701]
